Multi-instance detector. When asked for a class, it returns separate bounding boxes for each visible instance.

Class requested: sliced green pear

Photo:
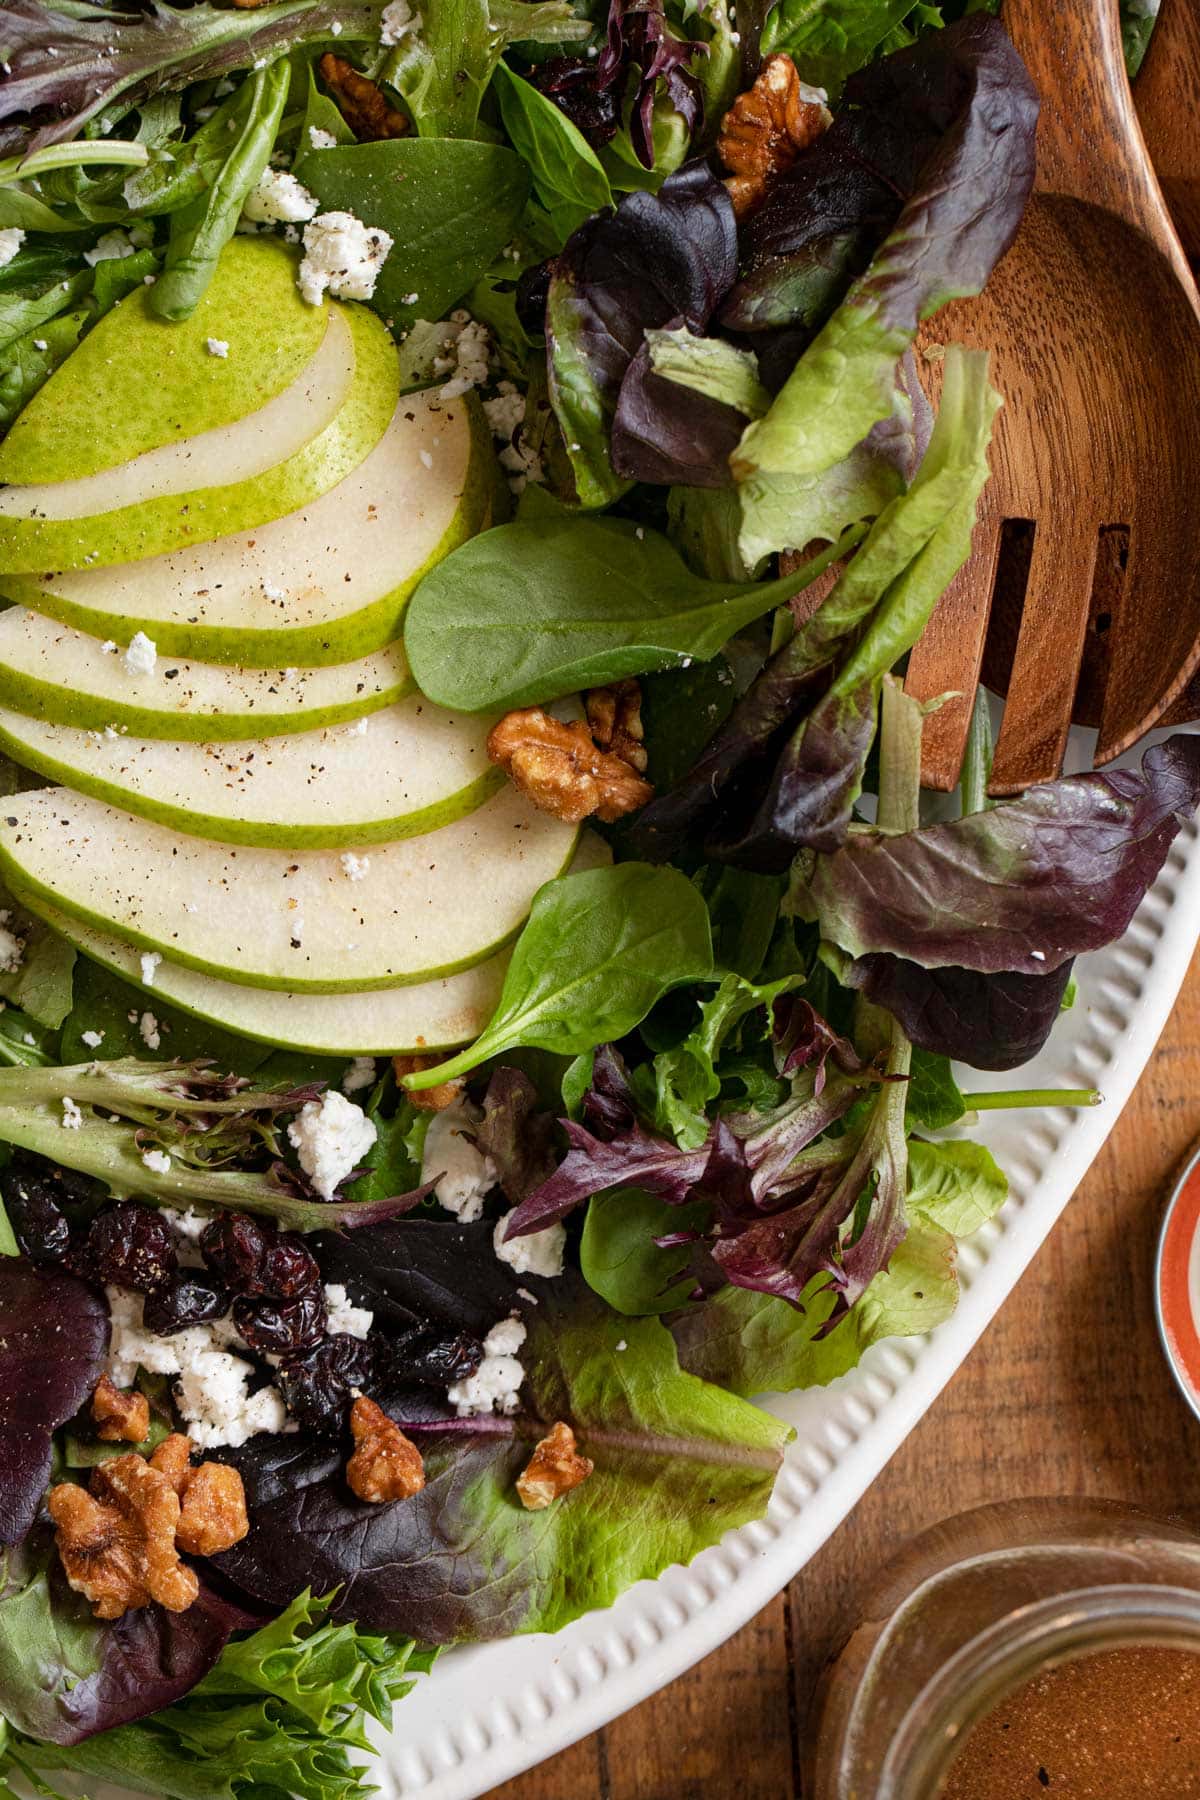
[0,304,398,573]
[0,240,328,486]
[0,698,502,848]
[0,785,578,992]
[0,609,411,740]
[6,389,488,666]
[31,836,611,1054]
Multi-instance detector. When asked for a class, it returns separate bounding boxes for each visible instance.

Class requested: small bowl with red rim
[1156,1138,1200,1423]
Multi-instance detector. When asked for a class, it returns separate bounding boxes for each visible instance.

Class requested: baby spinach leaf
[401,864,713,1089]
[581,1187,709,1315]
[404,511,857,712]
[294,137,530,330]
[0,309,86,430]
[212,1281,789,1642]
[383,0,590,140]
[904,1047,965,1130]
[492,61,614,241]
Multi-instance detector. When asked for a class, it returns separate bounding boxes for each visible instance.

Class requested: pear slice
[0,610,411,740]
[0,698,502,848]
[0,785,578,992]
[0,239,328,485]
[0,303,398,573]
[5,389,489,666]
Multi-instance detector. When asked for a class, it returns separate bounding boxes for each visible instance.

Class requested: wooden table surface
[485,946,1200,1800]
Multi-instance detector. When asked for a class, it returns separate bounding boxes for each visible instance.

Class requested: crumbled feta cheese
[381,0,422,43]
[141,1148,171,1175]
[482,381,524,441]
[160,1206,207,1243]
[309,125,338,150]
[84,228,139,266]
[323,1282,374,1339]
[105,1287,288,1448]
[298,211,393,306]
[493,1212,565,1279]
[616,1339,627,1352]
[449,1317,527,1416]
[0,915,23,975]
[0,228,24,267]
[287,1089,377,1201]
[421,1100,497,1221]
[438,318,490,400]
[33,338,47,351]
[139,953,161,988]
[342,1055,376,1094]
[241,167,318,226]
[61,1096,83,1130]
[139,1009,161,1050]
[122,631,157,677]
[340,851,370,881]
[80,1029,105,1049]
[206,336,229,358]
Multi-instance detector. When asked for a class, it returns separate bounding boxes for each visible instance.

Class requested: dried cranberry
[87,1202,177,1292]
[233,1291,325,1355]
[201,1212,269,1294]
[1,1164,71,1264]
[277,1333,376,1434]
[388,1326,484,1388]
[529,57,620,148]
[257,1231,320,1299]
[143,1273,229,1334]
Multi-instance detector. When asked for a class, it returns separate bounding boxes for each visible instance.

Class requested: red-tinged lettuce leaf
[805,736,1200,976]
[474,1067,559,1205]
[611,332,746,489]
[842,955,1077,1072]
[209,1282,789,1643]
[0,0,379,155]
[0,1259,108,1545]
[599,0,705,170]
[0,1532,245,1745]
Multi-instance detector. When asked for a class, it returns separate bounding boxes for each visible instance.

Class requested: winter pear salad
[0,1,1195,1794]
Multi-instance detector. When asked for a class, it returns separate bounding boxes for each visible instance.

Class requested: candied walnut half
[346,1395,425,1504]
[586,679,648,774]
[516,1421,594,1511]
[318,53,409,142]
[148,1431,193,1496]
[92,1374,150,1444]
[148,1434,249,1554]
[487,709,653,824]
[718,55,832,217]
[48,1456,198,1620]
[392,1054,464,1113]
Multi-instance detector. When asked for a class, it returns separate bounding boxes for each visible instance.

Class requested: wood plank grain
[484,949,1200,1798]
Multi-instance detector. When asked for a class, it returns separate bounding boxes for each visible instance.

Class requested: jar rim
[881,1582,1200,1798]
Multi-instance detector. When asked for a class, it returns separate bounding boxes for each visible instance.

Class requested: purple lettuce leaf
[600,0,705,170]
[806,736,1200,976]
[772,990,867,1084]
[0,1531,244,1745]
[209,1281,788,1644]
[0,1259,109,1546]
[610,331,746,489]
[0,0,378,156]
[842,955,1077,1072]
[473,1067,560,1204]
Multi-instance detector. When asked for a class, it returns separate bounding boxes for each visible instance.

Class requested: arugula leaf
[492,60,614,242]
[293,136,530,331]
[404,508,859,712]
[581,1186,708,1314]
[401,864,714,1089]
[652,971,801,1149]
[212,1280,790,1641]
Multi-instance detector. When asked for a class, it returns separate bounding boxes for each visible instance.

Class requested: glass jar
[805,1497,1200,1799]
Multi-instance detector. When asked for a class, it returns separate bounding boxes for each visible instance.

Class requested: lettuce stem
[960,1087,1100,1111]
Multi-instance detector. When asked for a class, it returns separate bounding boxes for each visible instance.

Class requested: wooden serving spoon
[903,0,1200,794]
[1136,0,1200,260]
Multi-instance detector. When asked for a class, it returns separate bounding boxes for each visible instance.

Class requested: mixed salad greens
[0,0,1187,1796]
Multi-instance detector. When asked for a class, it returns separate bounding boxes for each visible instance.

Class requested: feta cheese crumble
[122,631,157,677]
[287,1089,377,1201]
[0,228,24,267]
[342,1055,376,1094]
[438,318,490,400]
[421,1100,497,1221]
[84,228,140,266]
[61,1096,83,1130]
[493,1212,565,1280]
[141,1148,172,1175]
[449,1317,527,1416]
[340,851,370,881]
[241,167,318,226]
[0,912,23,976]
[139,953,161,988]
[139,1010,161,1051]
[298,211,393,306]
[206,336,230,358]
[309,125,338,150]
[80,1029,105,1049]
[323,1282,374,1339]
[381,0,422,43]
[105,1287,288,1449]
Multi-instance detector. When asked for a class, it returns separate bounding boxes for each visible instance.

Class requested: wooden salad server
[1135,0,1200,260]
[903,0,1200,794]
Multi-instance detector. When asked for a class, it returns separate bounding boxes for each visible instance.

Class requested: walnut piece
[516,1421,594,1511]
[487,709,653,824]
[148,1431,193,1496]
[346,1395,425,1504]
[176,1461,250,1556]
[718,55,832,217]
[48,1456,198,1620]
[392,1054,464,1113]
[92,1374,150,1444]
[586,679,648,774]
[318,53,409,141]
